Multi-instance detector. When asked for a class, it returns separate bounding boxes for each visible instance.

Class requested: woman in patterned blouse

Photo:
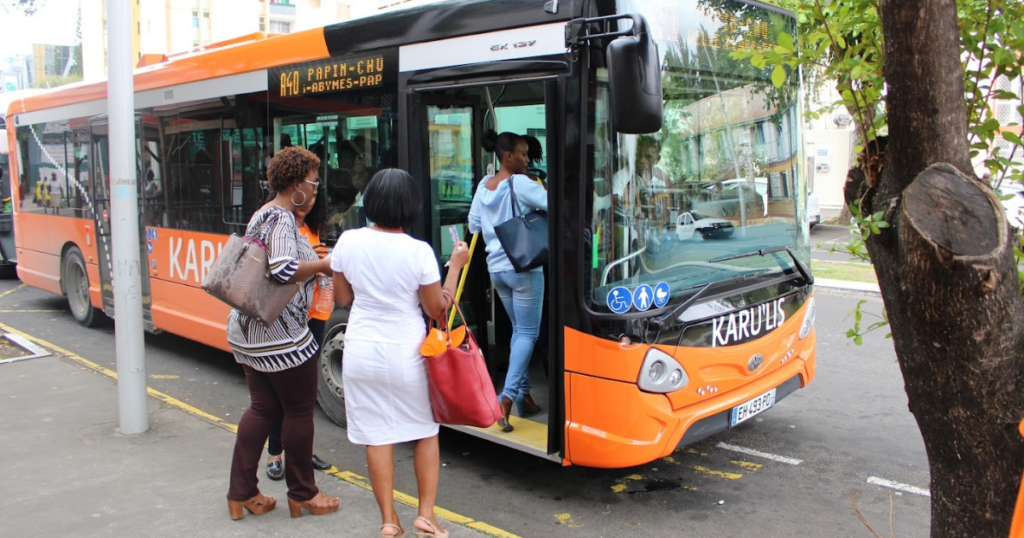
[225,146,339,520]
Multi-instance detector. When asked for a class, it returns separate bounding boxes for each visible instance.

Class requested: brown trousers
[227,356,319,502]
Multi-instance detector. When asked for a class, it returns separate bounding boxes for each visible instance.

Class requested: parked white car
[676,211,734,241]
[808,190,821,228]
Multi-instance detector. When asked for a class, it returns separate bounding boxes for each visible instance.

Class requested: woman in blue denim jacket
[468,131,548,432]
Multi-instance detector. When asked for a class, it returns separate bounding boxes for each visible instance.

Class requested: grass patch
[812,260,878,284]
[0,336,28,360]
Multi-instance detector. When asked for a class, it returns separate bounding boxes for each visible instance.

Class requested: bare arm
[419,241,469,321]
[288,257,331,284]
[333,271,353,308]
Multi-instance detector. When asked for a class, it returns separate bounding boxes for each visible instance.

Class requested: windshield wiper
[710,246,814,287]
[651,269,771,330]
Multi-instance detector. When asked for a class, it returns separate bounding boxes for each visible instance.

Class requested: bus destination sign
[270,51,396,98]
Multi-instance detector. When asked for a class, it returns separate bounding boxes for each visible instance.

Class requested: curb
[814,278,881,298]
[811,224,850,233]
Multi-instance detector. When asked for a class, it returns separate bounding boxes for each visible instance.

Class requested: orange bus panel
[563,297,816,468]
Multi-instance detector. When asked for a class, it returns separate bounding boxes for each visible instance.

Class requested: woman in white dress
[330,168,468,538]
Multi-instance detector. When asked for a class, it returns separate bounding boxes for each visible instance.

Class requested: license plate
[730,388,776,427]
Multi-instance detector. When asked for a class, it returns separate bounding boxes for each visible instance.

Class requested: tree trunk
[847,1,1024,536]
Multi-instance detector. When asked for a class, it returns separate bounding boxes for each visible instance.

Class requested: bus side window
[161,113,225,234]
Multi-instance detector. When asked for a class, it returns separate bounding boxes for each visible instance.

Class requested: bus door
[136,118,158,331]
[407,77,562,463]
[87,116,156,330]
[87,117,115,317]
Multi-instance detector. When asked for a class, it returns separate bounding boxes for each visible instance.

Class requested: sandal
[287,490,340,518]
[381,522,406,537]
[413,516,449,538]
[227,491,276,520]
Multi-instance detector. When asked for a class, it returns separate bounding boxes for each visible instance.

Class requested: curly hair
[267,146,320,193]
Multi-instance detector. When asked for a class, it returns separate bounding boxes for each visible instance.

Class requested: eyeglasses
[305,178,321,188]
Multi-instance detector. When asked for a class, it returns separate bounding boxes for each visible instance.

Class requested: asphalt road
[811,224,871,265]
[0,279,929,538]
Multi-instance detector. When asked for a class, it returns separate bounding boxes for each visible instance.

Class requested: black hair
[362,168,421,229]
[522,135,543,162]
[304,181,329,235]
[481,130,524,159]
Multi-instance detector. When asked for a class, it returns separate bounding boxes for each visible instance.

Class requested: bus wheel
[317,310,349,428]
[62,246,100,327]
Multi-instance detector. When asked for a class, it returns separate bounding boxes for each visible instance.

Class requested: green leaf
[778,32,795,52]
[1002,131,1023,146]
[771,64,787,87]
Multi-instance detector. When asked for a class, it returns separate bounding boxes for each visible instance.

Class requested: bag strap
[248,206,290,245]
[507,176,521,218]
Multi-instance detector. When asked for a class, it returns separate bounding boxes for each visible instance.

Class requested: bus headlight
[638,347,688,393]
[799,296,816,340]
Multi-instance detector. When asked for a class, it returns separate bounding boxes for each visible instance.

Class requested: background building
[346,0,442,19]
[81,0,349,81]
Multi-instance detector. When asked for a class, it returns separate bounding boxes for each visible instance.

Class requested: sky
[0,0,81,60]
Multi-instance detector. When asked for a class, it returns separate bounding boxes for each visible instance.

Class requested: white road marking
[866,476,931,497]
[715,442,803,465]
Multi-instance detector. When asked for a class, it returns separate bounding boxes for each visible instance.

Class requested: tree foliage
[746,0,1024,291]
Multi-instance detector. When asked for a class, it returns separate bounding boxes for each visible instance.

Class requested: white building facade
[82,0,349,81]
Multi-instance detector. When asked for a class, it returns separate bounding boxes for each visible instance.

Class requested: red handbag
[421,302,501,428]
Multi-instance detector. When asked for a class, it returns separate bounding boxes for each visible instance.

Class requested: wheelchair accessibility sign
[607,287,632,314]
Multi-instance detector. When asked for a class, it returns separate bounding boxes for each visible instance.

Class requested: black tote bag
[493,177,548,272]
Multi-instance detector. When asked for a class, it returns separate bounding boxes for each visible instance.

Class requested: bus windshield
[590,0,808,305]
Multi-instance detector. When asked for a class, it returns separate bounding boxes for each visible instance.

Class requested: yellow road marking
[730,460,763,472]
[690,465,743,480]
[611,473,644,493]
[0,321,235,432]
[149,374,180,379]
[0,320,519,538]
[329,470,523,538]
[555,513,582,528]
[0,284,25,299]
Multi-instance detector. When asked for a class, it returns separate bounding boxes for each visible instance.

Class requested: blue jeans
[491,270,544,402]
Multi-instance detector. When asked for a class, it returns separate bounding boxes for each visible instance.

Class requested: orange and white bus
[5,0,816,468]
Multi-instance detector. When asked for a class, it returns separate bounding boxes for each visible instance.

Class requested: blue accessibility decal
[633,284,654,312]
[606,286,632,314]
[653,282,670,308]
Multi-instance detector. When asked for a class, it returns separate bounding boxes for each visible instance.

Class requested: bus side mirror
[606,28,663,134]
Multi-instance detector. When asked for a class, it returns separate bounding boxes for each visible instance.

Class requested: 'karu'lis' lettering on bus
[169,237,223,283]
[711,297,786,347]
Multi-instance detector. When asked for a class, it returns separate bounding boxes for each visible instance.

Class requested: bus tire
[317,309,349,429]
[62,246,100,327]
